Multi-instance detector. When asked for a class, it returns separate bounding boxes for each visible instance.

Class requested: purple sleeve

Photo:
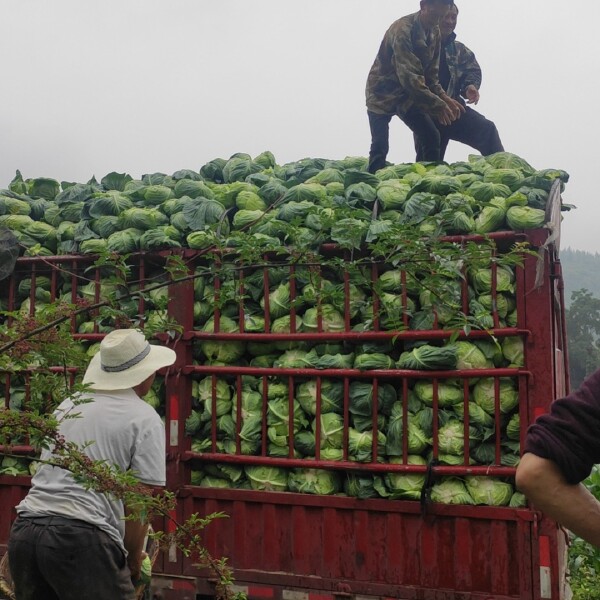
[524,367,600,484]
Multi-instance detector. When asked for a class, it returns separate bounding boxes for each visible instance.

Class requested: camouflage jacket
[443,32,482,100]
[365,12,447,117]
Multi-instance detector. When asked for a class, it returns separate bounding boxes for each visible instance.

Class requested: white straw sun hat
[82,329,176,391]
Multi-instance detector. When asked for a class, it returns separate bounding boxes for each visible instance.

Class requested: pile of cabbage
[185,341,525,506]
[0,151,569,257]
[0,151,569,506]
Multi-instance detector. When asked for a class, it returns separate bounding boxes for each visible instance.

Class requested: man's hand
[464,85,480,105]
[435,103,456,126]
[128,550,147,583]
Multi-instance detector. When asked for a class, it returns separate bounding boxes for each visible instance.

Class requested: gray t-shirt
[17,388,165,551]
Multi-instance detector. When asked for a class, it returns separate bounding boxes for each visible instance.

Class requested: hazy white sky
[1,0,599,252]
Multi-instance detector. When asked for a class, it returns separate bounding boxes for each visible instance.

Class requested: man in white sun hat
[7,329,176,600]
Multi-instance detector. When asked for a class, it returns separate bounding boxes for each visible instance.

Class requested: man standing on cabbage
[365,0,465,173]
[415,4,504,160]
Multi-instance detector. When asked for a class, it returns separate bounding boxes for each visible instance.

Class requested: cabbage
[483,168,524,191]
[413,379,464,407]
[465,476,513,506]
[288,469,341,495]
[467,181,512,202]
[348,428,386,462]
[311,353,355,369]
[222,157,263,183]
[349,381,397,417]
[397,345,458,370]
[477,293,515,319]
[273,349,317,369]
[438,421,466,456]
[510,492,527,508]
[199,316,246,364]
[506,206,546,230]
[453,341,493,370]
[471,266,515,294]
[385,403,431,455]
[267,398,308,444]
[79,238,108,254]
[0,196,31,215]
[245,466,288,492]
[453,402,494,428]
[296,379,344,415]
[506,413,520,441]
[485,152,535,175]
[192,377,232,419]
[473,377,519,414]
[303,304,345,333]
[353,353,395,370]
[119,207,168,230]
[271,314,304,350]
[236,190,267,211]
[430,478,474,504]
[344,473,381,499]
[106,227,143,254]
[139,227,182,250]
[502,336,524,367]
[173,179,214,200]
[306,168,344,185]
[384,455,427,500]
[376,180,411,210]
[474,204,505,233]
[312,412,345,449]
[88,192,133,217]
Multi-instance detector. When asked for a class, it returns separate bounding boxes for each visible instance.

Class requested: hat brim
[82,344,176,391]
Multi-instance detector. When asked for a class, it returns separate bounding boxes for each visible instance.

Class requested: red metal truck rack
[0,193,570,600]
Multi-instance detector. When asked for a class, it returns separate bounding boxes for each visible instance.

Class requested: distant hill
[560,248,600,305]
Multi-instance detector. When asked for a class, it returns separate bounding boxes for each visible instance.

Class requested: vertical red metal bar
[262,257,270,333]
[235,374,243,455]
[494,377,502,464]
[432,378,439,459]
[462,377,471,464]
[50,263,58,302]
[93,267,101,333]
[289,264,297,330]
[371,377,379,463]
[342,377,350,461]
[213,256,222,331]
[344,263,351,331]
[315,377,322,460]
[401,270,409,328]
[29,263,36,316]
[261,376,269,457]
[371,263,380,331]
[402,378,409,461]
[287,375,295,459]
[491,256,500,329]
[238,263,246,334]
[210,374,217,452]
[70,259,78,333]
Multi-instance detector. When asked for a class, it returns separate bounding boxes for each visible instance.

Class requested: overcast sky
[2,0,599,252]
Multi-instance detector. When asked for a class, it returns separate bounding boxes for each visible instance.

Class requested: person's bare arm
[516,453,600,546]
[123,484,163,580]
[124,508,149,581]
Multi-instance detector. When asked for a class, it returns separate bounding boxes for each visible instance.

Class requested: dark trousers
[368,108,442,173]
[434,106,504,161]
[8,515,136,600]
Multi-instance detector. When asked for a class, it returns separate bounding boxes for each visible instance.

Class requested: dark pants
[368,108,442,173]
[433,106,504,161]
[7,515,136,600]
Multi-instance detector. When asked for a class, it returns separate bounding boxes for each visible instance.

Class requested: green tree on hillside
[566,289,600,388]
